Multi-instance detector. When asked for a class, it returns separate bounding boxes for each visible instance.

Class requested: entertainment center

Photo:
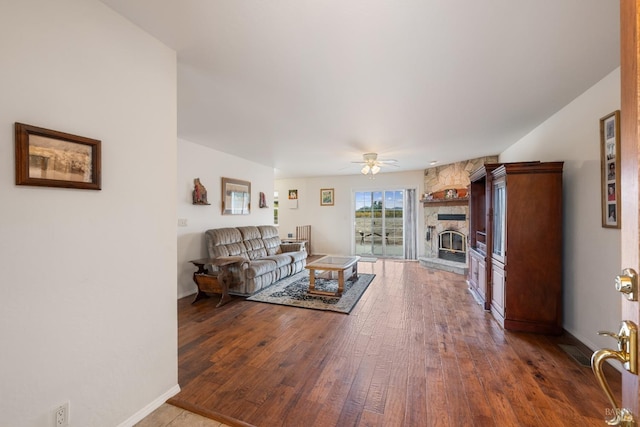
[468,161,564,334]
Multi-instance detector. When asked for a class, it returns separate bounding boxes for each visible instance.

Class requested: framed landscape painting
[15,122,101,190]
[320,188,334,206]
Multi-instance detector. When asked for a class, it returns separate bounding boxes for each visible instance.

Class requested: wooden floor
[169,259,621,427]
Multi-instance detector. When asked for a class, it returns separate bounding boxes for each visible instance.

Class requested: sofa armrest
[280,242,305,253]
[205,256,248,273]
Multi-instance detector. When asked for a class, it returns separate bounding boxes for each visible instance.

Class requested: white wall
[276,170,424,256]
[0,1,178,426]
[177,139,275,298]
[501,69,621,351]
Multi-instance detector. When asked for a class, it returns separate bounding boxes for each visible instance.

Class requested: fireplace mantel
[421,197,469,207]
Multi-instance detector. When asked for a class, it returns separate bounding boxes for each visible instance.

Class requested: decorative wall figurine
[259,192,268,208]
[192,178,210,205]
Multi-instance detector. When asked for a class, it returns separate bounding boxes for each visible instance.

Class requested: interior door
[589,4,640,424]
[620,0,640,417]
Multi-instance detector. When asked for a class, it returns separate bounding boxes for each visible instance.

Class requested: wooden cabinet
[469,161,564,334]
[467,163,500,310]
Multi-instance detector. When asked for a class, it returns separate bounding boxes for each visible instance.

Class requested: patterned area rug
[247,270,375,314]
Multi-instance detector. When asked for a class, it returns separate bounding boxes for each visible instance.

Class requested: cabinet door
[492,179,506,263]
[478,259,486,301]
[491,262,505,321]
[469,254,479,290]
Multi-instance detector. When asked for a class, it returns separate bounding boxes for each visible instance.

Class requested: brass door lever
[592,321,638,426]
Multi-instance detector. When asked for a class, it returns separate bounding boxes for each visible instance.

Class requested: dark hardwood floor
[169,259,621,426]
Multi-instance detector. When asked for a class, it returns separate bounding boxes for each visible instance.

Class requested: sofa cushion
[266,245,282,256]
[258,225,279,239]
[245,259,277,279]
[286,251,307,263]
[205,228,248,258]
[259,225,284,256]
[263,254,293,268]
[238,226,268,259]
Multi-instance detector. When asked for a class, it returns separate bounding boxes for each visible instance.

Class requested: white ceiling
[99,0,620,178]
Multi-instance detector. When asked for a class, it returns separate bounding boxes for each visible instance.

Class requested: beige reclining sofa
[205,225,307,295]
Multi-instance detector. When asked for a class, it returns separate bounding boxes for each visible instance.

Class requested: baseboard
[177,288,197,300]
[561,327,622,374]
[116,384,181,427]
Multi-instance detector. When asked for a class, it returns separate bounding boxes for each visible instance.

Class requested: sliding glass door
[354,190,404,257]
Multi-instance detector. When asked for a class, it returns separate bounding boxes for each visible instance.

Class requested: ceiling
[99,0,620,179]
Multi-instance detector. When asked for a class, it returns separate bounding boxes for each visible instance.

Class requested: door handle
[592,320,638,426]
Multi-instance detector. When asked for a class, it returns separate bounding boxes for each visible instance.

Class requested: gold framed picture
[320,188,334,206]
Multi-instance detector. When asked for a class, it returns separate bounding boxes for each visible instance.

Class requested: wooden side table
[189,256,245,307]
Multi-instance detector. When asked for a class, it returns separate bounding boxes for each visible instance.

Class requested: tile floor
[134,404,232,427]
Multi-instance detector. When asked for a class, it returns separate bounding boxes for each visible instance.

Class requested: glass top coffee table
[304,255,360,297]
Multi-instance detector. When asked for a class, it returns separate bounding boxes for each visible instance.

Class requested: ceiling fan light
[361,165,370,175]
[371,165,381,174]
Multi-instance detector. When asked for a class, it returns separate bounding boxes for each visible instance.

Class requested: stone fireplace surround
[418,155,498,275]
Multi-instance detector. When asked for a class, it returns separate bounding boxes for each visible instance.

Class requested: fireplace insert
[438,230,466,262]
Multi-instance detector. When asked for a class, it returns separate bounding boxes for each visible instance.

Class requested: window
[273,191,279,225]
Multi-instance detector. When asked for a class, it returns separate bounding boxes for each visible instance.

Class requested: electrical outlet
[178,218,188,227]
[54,401,69,427]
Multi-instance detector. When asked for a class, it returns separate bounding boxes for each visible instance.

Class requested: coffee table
[305,255,360,297]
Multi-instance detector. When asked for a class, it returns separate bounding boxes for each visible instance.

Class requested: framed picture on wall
[221,177,251,215]
[600,110,621,228]
[320,188,334,206]
[15,122,101,190]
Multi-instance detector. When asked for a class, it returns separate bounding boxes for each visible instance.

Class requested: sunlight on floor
[134,404,232,427]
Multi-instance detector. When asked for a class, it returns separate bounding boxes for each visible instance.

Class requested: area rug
[247,271,375,314]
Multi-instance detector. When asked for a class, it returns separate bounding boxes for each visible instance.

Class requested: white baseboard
[177,288,196,300]
[117,384,181,427]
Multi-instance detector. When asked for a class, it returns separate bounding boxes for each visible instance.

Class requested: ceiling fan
[352,152,398,177]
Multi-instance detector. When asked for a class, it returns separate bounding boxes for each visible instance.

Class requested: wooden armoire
[468,161,564,334]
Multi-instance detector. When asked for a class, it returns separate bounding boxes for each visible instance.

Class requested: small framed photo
[600,111,620,228]
[15,122,101,190]
[320,188,334,206]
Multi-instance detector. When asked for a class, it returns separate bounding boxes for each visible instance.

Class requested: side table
[189,256,245,307]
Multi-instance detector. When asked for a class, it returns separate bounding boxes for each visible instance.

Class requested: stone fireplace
[423,200,469,261]
[419,155,498,274]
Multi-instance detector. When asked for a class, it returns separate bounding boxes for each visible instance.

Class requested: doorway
[353,190,404,257]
